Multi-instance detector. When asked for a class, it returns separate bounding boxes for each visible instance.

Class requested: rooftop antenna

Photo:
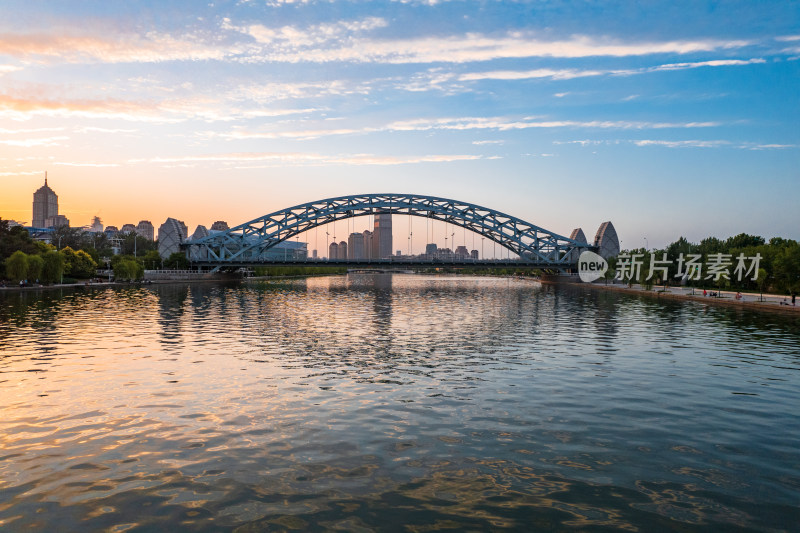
[44,171,47,186]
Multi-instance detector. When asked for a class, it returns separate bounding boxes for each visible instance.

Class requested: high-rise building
[363,230,374,259]
[136,220,154,241]
[373,213,392,259]
[121,223,137,233]
[158,218,187,259]
[89,216,104,233]
[329,241,338,260]
[210,221,229,231]
[338,241,348,259]
[191,225,209,241]
[32,174,58,228]
[425,243,437,256]
[348,232,365,259]
[593,222,620,259]
[455,246,469,258]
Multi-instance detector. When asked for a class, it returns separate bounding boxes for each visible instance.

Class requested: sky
[0,0,798,252]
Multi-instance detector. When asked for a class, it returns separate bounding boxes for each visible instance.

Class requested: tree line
[606,233,800,296]
[0,219,164,284]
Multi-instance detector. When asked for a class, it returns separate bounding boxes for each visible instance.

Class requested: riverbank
[0,277,230,293]
[556,280,800,315]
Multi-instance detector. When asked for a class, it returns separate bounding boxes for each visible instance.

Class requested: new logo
[578,251,608,283]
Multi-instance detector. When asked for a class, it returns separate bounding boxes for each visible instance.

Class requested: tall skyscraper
[373,213,393,259]
[32,173,58,228]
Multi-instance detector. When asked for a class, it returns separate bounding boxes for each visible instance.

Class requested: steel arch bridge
[185,193,591,269]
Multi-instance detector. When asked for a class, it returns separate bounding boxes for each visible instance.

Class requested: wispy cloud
[239,32,754,64]
[384,116,720,132]
[54,161,122,167]
[460,68,606,82]
[0,92,318,123]
[0,136,69,147]
[128,151,483,167]
[556,139,798,150]
[458,58,766,82]
[0,170,44,176]
[210,115,720,143]
[632,139,729,148]
[0,94,182,122]
[0,31,234,64]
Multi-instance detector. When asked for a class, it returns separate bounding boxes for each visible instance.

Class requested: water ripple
[1,275,799,531]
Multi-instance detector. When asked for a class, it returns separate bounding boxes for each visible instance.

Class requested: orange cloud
[0,94,180,122]
[0,32,230,63]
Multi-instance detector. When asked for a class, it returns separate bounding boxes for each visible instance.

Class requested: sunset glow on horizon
[1,1,798,249]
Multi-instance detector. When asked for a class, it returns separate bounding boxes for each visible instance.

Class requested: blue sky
[0,0,798,250]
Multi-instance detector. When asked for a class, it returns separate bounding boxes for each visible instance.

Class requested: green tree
[27,254,44,282]
[726,233,765,249]
[604,256,617,285]
[1,220,39,258]
[6,250,29,282]
[113,258,144,280]
[120,233,157,256]
[61,247,98,279]
[772,241,800,295]
[141,250,162,270]
[83,246,101,265]
[164,252,189,269]
[49,226,87,251]
[41,250,65,284]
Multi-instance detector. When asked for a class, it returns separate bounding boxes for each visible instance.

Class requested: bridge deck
[190,258,571,270]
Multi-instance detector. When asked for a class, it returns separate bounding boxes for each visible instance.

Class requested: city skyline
[1,1,798,249]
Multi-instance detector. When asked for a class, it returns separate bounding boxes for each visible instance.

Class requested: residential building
[136,220,155,241]
[363,230,374,259]
[348,232,365,259]
[44,214,69,228]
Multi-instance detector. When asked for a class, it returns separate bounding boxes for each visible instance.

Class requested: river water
[1,274,799,531]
